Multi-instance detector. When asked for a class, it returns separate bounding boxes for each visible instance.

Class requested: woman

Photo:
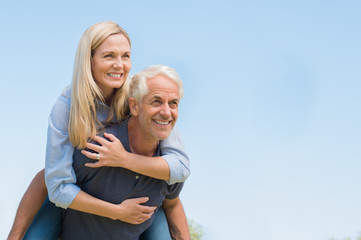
[8,21,189,239]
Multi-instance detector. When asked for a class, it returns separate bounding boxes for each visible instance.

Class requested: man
[61,65,190,239]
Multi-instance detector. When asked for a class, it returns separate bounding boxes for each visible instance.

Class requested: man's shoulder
[102,119,130,149]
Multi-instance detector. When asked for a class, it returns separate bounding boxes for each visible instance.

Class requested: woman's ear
[128,98,139,116]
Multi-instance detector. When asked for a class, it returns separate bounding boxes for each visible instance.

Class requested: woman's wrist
[112,202,126,221]
[118,151,131,169]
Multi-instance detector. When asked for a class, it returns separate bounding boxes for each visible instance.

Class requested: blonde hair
[69,21,131,149]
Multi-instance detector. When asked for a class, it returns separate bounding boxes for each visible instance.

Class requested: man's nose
[160,103,171,118]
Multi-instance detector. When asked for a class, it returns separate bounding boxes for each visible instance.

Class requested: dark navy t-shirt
[60,119,183,240]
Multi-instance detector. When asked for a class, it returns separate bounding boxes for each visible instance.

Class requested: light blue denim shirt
[45,87,190,209]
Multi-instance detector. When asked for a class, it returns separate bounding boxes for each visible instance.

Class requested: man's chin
[151,124,174,140]
[155,130,172,141]
[158,134,171,140]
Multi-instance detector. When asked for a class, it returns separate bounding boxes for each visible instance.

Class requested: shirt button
[135,175,139,179]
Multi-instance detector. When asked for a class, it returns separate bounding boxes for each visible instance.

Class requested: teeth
[108,73,122,78]
[154,120,170,125]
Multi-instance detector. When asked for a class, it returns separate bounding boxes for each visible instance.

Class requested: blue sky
[1,1,361,239]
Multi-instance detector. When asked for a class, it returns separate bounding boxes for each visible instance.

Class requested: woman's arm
[83,126,190,184]
[45,90,155,223]
[45,92,81,209]
[8,170,47,240]
[69,191,156,224]
[159,126,190,184]
[82,132,170,180]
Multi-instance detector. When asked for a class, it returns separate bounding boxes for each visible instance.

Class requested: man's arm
[162,197,190,240]
[8,169,47,240]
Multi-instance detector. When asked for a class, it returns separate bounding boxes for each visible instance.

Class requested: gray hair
[129,65,183,102]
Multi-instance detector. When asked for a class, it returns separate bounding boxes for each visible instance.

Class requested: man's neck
[127,117,158,157]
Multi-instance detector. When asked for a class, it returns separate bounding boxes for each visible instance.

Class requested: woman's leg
[23,196,63,240]
[140,206,172,240]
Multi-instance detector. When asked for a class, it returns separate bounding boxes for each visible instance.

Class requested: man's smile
[153,119,171,125]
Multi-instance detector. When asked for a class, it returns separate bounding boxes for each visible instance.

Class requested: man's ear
[128,97,139,116]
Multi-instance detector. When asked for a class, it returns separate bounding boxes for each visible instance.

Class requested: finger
[133,220,143,225]
[139,205,157,213]
[141,212,154,221]
[85,162,104,168]
[128,219,138,225]
[133,197,149,204]
[85,142,102,153]
[142,211,154,219]
[137,215,149,224]
[138,218,148,224]
[104,132,117,142]
[81,150,99,159]
[93,135,111,146]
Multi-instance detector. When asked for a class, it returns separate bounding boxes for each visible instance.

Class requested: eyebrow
[101,51,131,55]
[101,51,113,55]
[152,96,179,102]
[151,96,162,101]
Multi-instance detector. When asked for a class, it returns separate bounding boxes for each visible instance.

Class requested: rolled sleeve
[160,126,190,185]
[44,91,80,209]
[165,183,184,199]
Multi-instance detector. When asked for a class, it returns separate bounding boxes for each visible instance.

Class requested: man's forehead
[147,74,176,85]
[146,75,180,96]
[146,90,180,101]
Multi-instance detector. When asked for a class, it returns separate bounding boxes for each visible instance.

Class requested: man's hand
[82,133,130,168]
[115,197,157,224]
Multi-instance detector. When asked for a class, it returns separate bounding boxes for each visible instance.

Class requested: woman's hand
[81,132,130,168]
[115,197,156,224]
[69,191,156,225]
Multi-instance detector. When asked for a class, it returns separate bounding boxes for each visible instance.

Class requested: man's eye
[169,102,178,108]
[123,54,130,58]
[152,100,162,105]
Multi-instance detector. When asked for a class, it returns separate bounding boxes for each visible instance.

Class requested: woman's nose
[113,58,123,69]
